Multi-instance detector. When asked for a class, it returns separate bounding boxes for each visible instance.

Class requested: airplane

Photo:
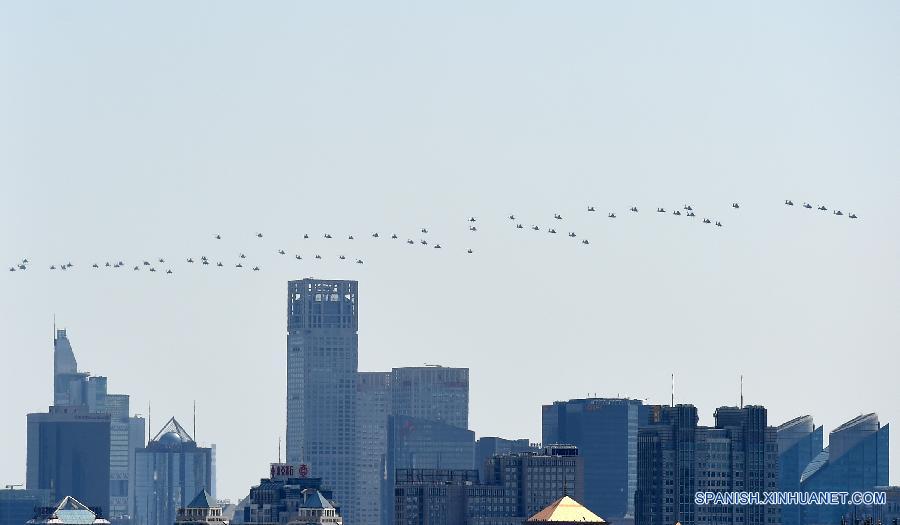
[324,233,333,239]
[630,207,639,212]
[582,239,590,245]
[278,250,286,255]
[356,259,364,264]
[339,255,346,260]
[202,260,209,265]
[554,214,563,220]
[315,254,323,259]
[818,205,827,211]
[785,200,794,206]
[803,202,812,209]
[252,267,260,271]
[50,265,56,270]
[201,255,208,261]
[304,234,309,239]
[8,267,14,272]
[407,239,414,244]
[657,208,666,213]
[235,263,243,268]
[434,244,442,249]
[703,218,711,224]
[467,249,473,254]
[215,234,221,239]
[372,233,379,238]
[22,258,28,264]
[295,254,302,260]
[588,206,596,212]
[166,269,173,274]
[17,264,26,270]
[143,261,151,266]
[684,205,693,211]
[834,210,844,216]
[732,203,740,209]
[608,213,616,218]
[187,258,194,263]
[673,210,682,216]
[158,258,165,263]
[849,213,858,219]
[60,265,67,271]
[256,233,263,238]
[391,234,398,239]
[421,239,428,245]
[516,224,524,229]
[113,263,121,268]
[470,226,477,231]
[508,215,516,220]
[716,221,723,227]
[149,267,156,272]
[348,235,354,240]
[240,253,246,259]
[532,225,540,231]
[117,260,124,266]
[133,266,139,271]
[66,262,73,268]
[469,217,477,222]
[568,232,576,237]
[92,263,99,268]
[421,228,428,234]
[549,228,557,234]
[217,262,224,267]
[687,212,696,217]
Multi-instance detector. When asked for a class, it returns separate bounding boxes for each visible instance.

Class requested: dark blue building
[542,397,648,520]
[799,414,889,525]
[474,437,536,479]
[26,405,111,516]
[0,488,53,525]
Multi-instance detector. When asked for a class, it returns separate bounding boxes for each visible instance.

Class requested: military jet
[554,213,563,220]
[217,262,224,267]
[133,266,140,271]
[324,233,333,239]
[143,261,151,266]
[568,232,576,237]
[201,256,208,261]
[50,265,56,270]
[608,213,616,218]
[818,205,827,211]
[158,258,165,263]
[356,259,364,264]
[588,206,596,212]
[22,258,28,264]
[391,234,398,239]
[469,226,477,232]
[516,224,524,229]
[630,207,639,212]
[252,267,260,271]
[66,262,73,268]
[687,212,696,217]
[304,233,309,239]
[372,233,379,238]
[732,203,740,209]
[420,239,428,245]
[803,202,812,209]
[8,267,15,272]
[849,213,858,219]
[407,239,414,244]
[434,244,442,249]
[149,267,157,272]
[202,260,209,265]
[348,235,354,240]
[673,210,681,216]
[339,255,346,260]
[92,263,99,268]
[657,208,666,213]
[17,264,26,270]
[215,234,222,239]
[295,254,302,260]
[166,269,173,274]
[240,253,246,259]
[278,250,286,255]
[684,205,693,211]
[315,254,322,259]
[508,214,516,220]
[549,228,557,234]
[785,200,794,206]
[532,225,540,231]
[716,221,723,227]
[235,263,243,268]
[468,217,477,222]
[834,210,844,216]
[467,249,473,254]
[703,218,712,224]
[187,258,194,263]
[421,228,428,234]
[256,233,263,238]
[582,239,590,245]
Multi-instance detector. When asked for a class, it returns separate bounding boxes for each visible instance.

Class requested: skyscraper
[776,415,824,525]
[799,413,889,525]
[542,397,649,520]
[26,405,112,514]
[391,367,469,430]
[356,372,391,525]
[286,279,359,523]
[134,418,214,525]
[0,487,54,525]
[634,404,779,525]
[48,328,145,522]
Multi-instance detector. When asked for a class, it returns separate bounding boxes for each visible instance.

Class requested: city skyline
[2,0,899,504]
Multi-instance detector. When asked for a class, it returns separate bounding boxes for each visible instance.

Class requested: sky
[1,0,899,501]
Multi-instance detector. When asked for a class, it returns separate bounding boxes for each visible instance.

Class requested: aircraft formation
[6,199,860,275]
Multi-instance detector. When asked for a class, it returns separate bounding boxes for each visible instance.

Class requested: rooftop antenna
[148,402,151,443]
[193,400,197,442]
[278,436,282,463]
[740,374,744,408]
[671,373,675,407]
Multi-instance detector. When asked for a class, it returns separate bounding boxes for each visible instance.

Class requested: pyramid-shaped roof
[300,490,334,510]
[52,496,98,524]
[527,496,607,523]
[186,490,217,509]
[151,417,195,444]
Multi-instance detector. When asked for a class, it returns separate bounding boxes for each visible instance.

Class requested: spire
[740,374,744,408]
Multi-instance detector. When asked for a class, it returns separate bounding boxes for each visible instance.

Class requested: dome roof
[158,431,189,446]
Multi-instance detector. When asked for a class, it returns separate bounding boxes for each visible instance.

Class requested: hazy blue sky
[2,1,899,500]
